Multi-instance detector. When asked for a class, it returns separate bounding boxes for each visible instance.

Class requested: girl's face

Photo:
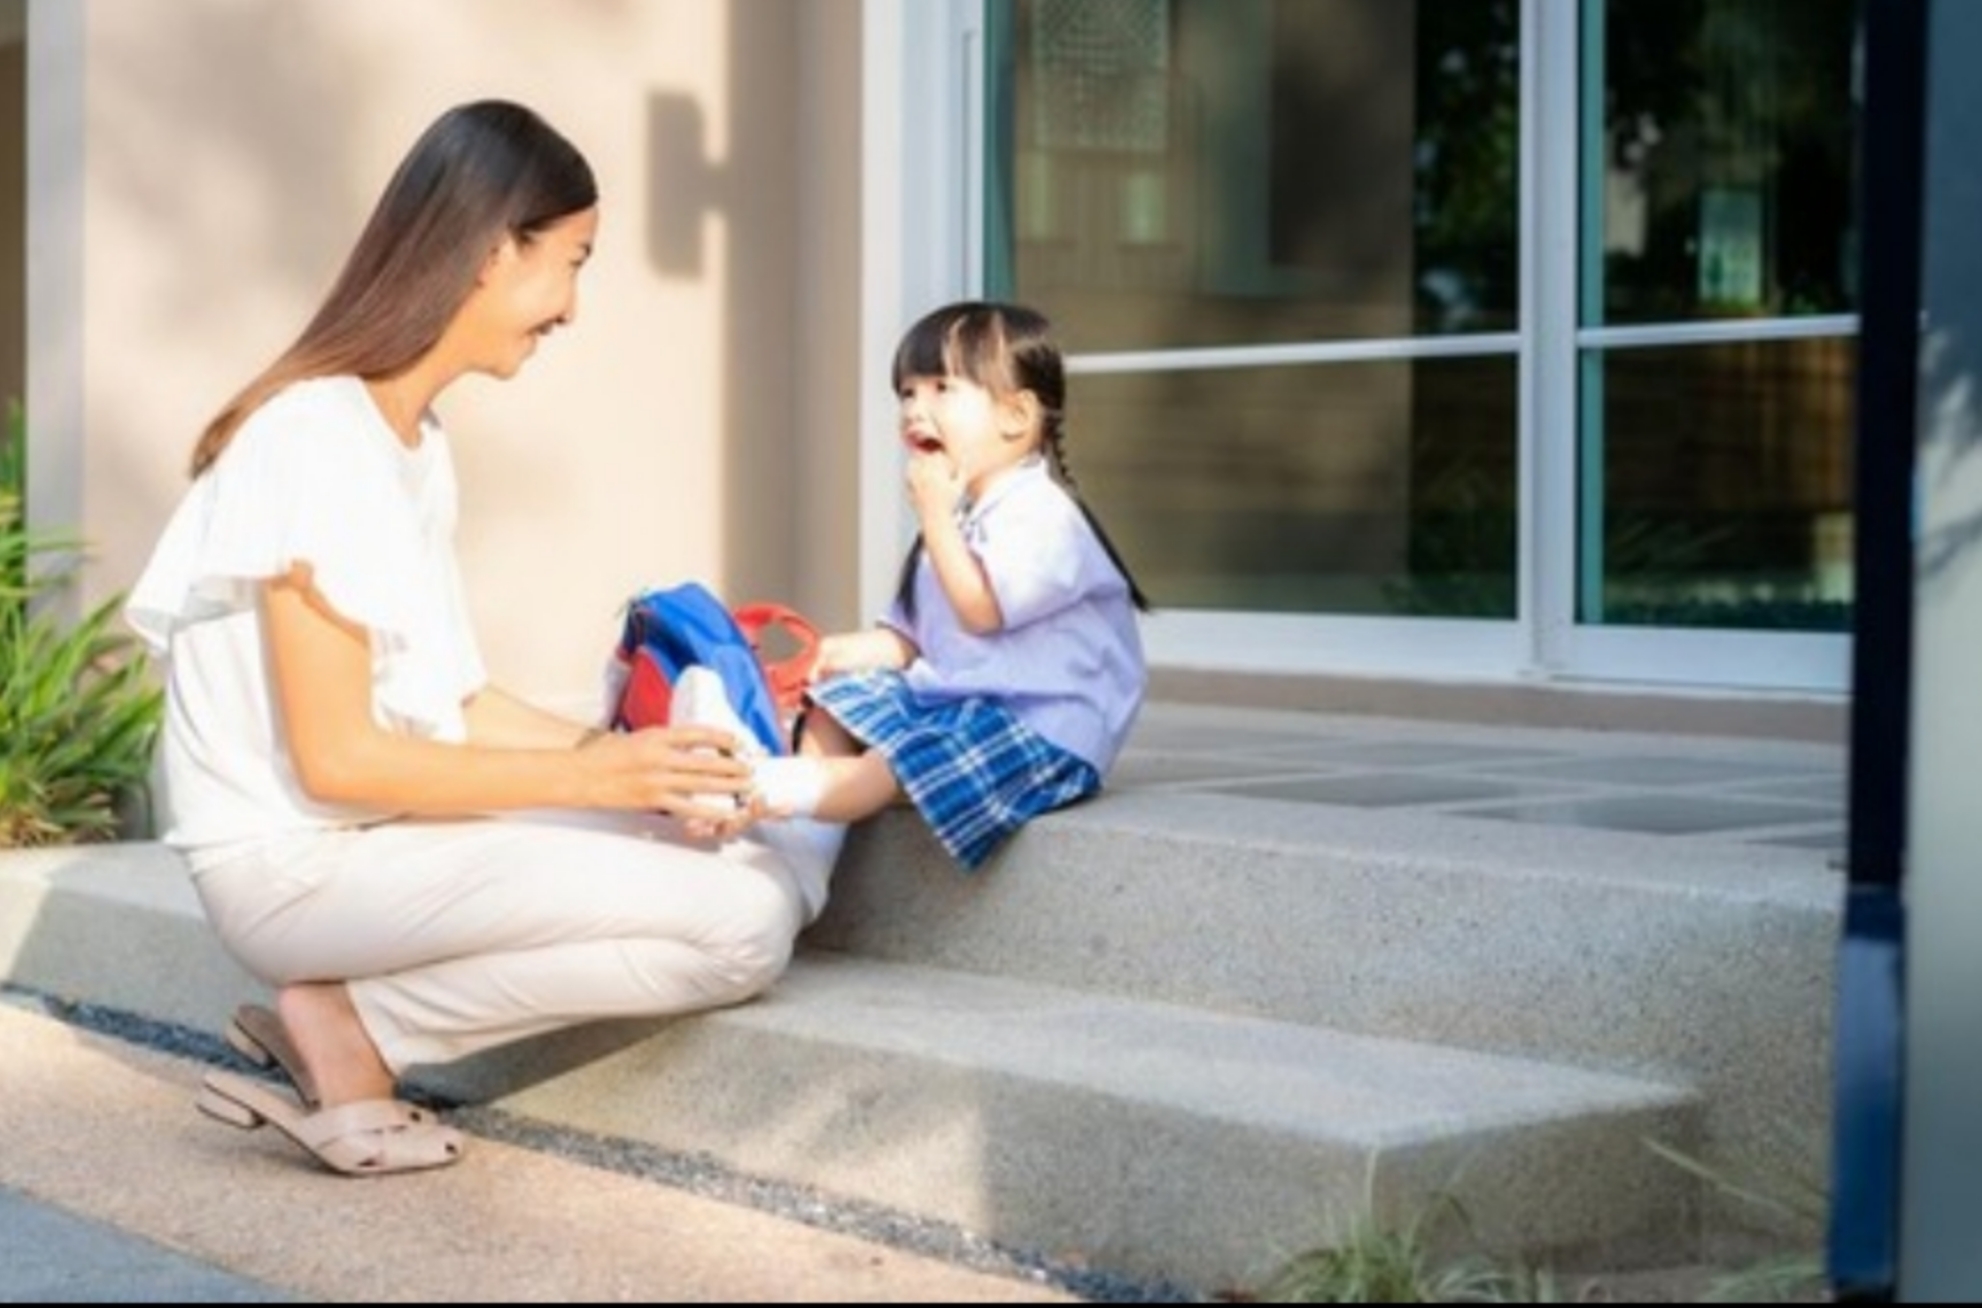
[458,206,598,379]
[897,371,1038,498]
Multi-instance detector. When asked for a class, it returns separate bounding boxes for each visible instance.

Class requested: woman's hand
[578,724,754,824]
[681,787,783,843]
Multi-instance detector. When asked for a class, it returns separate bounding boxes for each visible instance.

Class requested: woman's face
[459,206,598,379]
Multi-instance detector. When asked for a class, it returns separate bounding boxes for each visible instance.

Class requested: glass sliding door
[1578,0,1861,634]
[985,0,1524,623]
[1072,356,1519,616]
[940,0,1863,690]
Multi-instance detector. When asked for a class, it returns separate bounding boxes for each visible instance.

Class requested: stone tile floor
[1113,702,1848,863]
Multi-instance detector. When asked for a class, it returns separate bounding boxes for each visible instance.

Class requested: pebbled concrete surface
[0,998,1081,1305]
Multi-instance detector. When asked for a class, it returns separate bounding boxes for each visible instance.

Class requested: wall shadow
[1915,94,1982,597]
[643,3,868,632]
[643,79,792,608]
[63,4,362,614]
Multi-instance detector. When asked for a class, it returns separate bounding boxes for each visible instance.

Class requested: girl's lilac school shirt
[882,457,1147,774]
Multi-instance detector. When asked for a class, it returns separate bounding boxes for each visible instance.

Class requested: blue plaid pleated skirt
[807,671,1101,871]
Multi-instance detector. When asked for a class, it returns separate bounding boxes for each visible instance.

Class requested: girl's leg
[674,666,893,827]
[755,702,900,823]
[755,742,897,823]
[795,706,860,759]
[801,753,900,823]
[191,815,809,1076]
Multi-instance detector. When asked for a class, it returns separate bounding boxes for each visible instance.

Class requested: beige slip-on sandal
[195,1069,465,1177]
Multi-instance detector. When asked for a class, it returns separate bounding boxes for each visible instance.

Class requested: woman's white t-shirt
[126,376,487,851]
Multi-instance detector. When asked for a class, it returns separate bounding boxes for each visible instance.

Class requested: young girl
[125,100,819,1177]
[684,300,1148,872]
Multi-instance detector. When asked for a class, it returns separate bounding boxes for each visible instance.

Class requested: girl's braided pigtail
[1045,416,1150,613]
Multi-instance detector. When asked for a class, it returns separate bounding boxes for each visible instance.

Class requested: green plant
[1255,1188,1548,1304]
[1642,1134,1829,1304]
[0,401,163,846]
[1699,1255,1829,1305]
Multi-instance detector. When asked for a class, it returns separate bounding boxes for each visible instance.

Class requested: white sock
[752,757,828,818]
[671,668,833,849]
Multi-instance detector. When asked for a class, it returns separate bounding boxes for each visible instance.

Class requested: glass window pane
[1071,358,1517,616]
[1583,338,1855,630]
[988,0,1521,353]
[1587,0,1862,326]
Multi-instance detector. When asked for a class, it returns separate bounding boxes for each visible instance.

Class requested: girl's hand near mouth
[906,446,965,523]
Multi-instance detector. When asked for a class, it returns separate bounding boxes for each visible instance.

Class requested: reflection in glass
[1587,0,1861,326]
[1071,358,1516,616]
[987,0,1521,352]
[1583,339,1855,630]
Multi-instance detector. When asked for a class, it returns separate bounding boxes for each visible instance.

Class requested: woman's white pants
[186,810,837,1074]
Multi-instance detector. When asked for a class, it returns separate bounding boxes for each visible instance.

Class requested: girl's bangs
[893,307,1009,391]
[892,313,955,388]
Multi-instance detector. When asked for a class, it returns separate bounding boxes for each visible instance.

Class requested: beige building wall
[0,3,22,416]
[62,0,862,714]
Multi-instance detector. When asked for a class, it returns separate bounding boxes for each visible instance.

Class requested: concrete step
[812,791,1839,1239]
[0,840,1705,1293]
[451,952,1704,1292]
[815,795,1837,1084]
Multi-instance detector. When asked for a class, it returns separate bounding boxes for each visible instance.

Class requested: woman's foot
[274,982,397,1107]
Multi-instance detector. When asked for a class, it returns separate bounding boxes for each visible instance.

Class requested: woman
[126,100,825,1176]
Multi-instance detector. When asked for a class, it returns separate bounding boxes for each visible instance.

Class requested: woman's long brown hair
[188,100,597,477]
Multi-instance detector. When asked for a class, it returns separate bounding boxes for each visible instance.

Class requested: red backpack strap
[732,602,821,717]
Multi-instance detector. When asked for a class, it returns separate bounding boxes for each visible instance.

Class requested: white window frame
[861,0,1853,696]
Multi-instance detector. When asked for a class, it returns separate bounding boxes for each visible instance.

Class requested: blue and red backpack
[610,581,818,755]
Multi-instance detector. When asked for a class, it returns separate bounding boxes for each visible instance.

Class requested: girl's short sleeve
[971,485,1088,629]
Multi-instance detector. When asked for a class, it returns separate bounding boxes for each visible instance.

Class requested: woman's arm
[262,568,750,818]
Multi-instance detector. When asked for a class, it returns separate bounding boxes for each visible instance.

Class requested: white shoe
[674,666,837,818]
[669,666,767,758]
[669,666,760,822]
[675,668,844,908]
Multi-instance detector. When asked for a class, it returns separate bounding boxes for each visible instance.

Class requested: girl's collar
[961,453,1047,522]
